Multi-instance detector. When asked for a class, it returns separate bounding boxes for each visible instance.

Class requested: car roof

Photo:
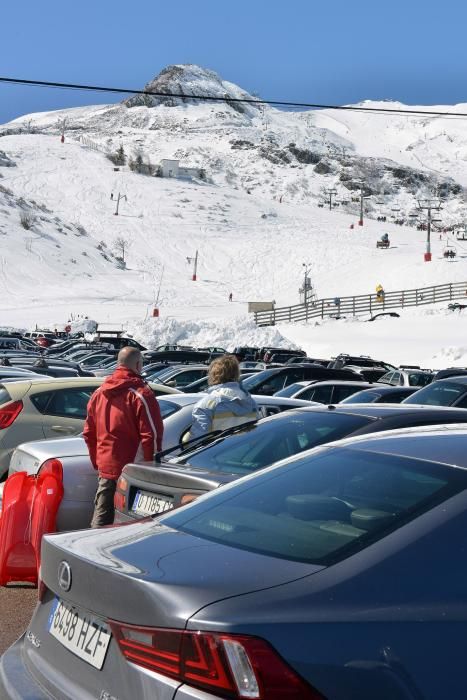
[289,403,467,418]
[295,380,373,388]
[0,376,180,394]
[434,375,467,385]
[326,424,467,469]
[167,393,313,407]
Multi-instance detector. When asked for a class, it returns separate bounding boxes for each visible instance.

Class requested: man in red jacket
[83,346,163,527]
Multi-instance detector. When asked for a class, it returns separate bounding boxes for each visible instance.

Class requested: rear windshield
[0,386,12,405]
[175,411,373,475]
[341,389,380,404]
[274,382,308,398]
[157,399,182,420]
[404,381,466,406]
[409,373,433,387]
[163,447,466,566]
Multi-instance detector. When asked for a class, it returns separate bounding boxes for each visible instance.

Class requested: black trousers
[91,477,117,528]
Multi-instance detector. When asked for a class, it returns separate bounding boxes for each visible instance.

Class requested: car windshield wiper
[154,420,258,463]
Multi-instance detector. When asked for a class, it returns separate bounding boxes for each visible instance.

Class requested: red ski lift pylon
[0,461,63,586]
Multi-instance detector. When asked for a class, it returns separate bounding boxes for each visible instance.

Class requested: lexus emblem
[58,561,72,592]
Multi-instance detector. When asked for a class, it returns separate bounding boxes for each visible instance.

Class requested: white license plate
[48,598,111,670]
[132,490,174,516]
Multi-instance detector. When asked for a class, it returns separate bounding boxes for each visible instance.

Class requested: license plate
[48,598,111,670]
[132,490,174,516]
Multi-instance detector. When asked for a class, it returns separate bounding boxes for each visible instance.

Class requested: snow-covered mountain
[0,64,466,365]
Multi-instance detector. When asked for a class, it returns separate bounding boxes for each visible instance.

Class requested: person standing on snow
[189,355,258,439]
[83,346,163,527]
[229,292,233,302]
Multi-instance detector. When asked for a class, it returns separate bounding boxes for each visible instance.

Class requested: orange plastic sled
[0,470,63,586]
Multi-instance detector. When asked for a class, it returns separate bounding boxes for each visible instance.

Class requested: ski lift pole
[114,192,127,216]
[187,250,199,281]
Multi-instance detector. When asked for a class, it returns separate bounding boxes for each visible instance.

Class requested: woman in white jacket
[190,355,258,438]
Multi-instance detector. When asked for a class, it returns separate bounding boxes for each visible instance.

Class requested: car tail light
[0,401,23,429]
[114,491,125,510]
[38,458,63,481]
[117,475,128,492]
[109,623,324,699]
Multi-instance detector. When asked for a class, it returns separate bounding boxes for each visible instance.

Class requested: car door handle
[51,425,70,433]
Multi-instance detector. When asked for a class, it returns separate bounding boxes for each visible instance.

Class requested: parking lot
[2,333,467,697]
[0,587,36,655]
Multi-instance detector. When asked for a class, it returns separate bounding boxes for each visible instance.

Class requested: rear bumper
[0,637,49,699]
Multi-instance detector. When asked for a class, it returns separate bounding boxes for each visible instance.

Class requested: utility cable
[1,76,467,119]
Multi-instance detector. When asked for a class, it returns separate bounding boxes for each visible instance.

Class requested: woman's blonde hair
[208,354,240,386]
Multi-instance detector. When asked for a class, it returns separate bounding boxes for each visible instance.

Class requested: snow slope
[0,65,466,367]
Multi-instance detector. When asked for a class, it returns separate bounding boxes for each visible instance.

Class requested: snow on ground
[1,66,467,368]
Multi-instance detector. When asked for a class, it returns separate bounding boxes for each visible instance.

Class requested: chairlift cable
[3,76,467,119]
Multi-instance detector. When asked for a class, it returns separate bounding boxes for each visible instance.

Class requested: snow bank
[128,315,298,352]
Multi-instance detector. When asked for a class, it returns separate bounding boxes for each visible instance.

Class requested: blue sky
[1,0,466,123]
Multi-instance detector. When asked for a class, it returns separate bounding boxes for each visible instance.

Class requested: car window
[157,399,183,419]
[274,382,307,398]
[0,386,12,405]
[409,373,432,387]
[164,448,465,565]
[454,395,467,409]
[40,387,97,418]
[391,372,401,386]
[299,385,332,403]
[378,372,393,384]
[243,371,287,395]
[333,385,364,403]
[30,391,53,413]
[178,412,373,475]
[341,389,380,404]
[383,390,413,403]
[404,382,467,406]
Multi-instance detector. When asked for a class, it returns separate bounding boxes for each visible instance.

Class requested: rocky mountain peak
[123,64,260,115]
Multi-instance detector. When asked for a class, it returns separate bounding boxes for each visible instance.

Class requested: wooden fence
[254,281,467,326]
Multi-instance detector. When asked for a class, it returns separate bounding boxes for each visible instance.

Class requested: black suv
[328,354,396,371]
[242,365,362,396]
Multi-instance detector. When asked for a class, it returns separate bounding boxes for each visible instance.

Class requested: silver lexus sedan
[2,425,467,699]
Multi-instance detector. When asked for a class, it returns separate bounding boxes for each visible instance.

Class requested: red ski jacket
[83,367,164,480]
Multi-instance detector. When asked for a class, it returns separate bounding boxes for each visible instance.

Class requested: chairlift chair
[443,241,457,259]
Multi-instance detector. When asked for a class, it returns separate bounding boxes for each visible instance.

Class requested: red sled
[0,463,63,587]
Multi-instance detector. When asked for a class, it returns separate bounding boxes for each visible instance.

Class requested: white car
[2,394,311,531]
[377,369,434,387]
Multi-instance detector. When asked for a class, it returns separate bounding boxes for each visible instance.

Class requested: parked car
[143,349,212,364]
[7,425,467,699]
[434,367,467,381]
[145,365,209,388]
[0,378,180,478]
[2,394,309,530]
[6,355,95,377]
[275,379,374,403]
[232,345,260,361]
[403,376,467,407]
[342,365,389,382]
[0,337,39,352]
[340,385,418,404]
[286,356,329,366]
[243,366,362,396]
[378,369,434,387]
[261,347,306,363]
[114,404,467,522]
[328,353,396,371]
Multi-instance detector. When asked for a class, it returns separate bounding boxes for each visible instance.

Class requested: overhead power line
[1,76,467,119]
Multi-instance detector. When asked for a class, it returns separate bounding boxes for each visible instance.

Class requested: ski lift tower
[300,263,317,306]
[417,199,442,262]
